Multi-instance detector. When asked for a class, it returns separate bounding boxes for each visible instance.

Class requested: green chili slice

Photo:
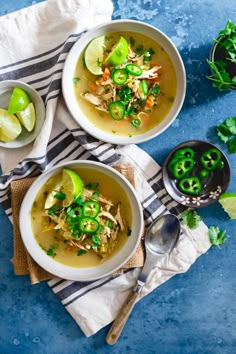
[178,176,202,195]
[126,64,143,76]
[79,217,99,233]
[83,201,100,218]
[112,69,128,85]
[108,101,125,120]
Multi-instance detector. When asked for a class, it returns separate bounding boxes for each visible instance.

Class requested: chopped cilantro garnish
[127,227,132,236]
[47,245,57,257]
[181,209,202,229]
[53,191,66,200]
[143,48,155,64]
[130,36,135,46]
[73,195,84,206]
[208,225,226,246]
[47,205,61,216]
[77,249,87,256]
[131,118,141,128]
[85,182,99,190]
[118,86,132,102]
[105,220,113,228]
[105,35,114,41]
[92,191,100,199]
[73,77,80,84]
[136,45,144,54]
[92,234,101,247]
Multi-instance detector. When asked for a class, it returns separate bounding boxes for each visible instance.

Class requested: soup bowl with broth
[62,20,186,144]
[19,160,144,281]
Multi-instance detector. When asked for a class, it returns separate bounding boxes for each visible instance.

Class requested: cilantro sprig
[181,209,202,229]
[208,226,227,246]
[207,20,236,91]
[216,117,236,153]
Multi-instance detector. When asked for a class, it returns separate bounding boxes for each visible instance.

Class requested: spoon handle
[106,289,139,345]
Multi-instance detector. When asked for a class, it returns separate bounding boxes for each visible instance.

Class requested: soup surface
[73,31,177,136]
[31,168,132,268]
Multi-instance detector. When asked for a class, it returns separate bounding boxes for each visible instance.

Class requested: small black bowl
[162,140,231,208]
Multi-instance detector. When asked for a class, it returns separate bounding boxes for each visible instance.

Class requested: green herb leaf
[92,191,100,199]
[216,116,236,153]
[47,245,57,257]
[85,182,99,190]
[131,118,141,128]
[73,77,80,84]
[228,137,236,153]
[105,220,113,228]
[151,85,160,95]
[181,209,202,229]
[77,249,87,256]
[47,205,61,216]
[53,191,66,200]
[130,36,135,46]
[92,234,101,246]
[208,225,226,246]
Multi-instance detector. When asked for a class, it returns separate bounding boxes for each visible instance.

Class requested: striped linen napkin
[0,0,211,337]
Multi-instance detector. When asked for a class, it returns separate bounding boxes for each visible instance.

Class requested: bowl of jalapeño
[162,140,230,208]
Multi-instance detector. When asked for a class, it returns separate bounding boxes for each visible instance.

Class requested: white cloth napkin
[0,0,211,337]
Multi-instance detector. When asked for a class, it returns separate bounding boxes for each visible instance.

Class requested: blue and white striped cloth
[0,0,210,336]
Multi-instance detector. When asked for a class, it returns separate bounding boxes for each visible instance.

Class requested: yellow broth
[73,31,177,136]
[31,168,132,268]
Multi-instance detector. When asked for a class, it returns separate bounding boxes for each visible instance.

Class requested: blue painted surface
[0,1,236,353]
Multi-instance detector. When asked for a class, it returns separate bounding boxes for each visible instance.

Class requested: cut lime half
[16,102,36,132]
[0,108,22,142]
[84,36,105,75]
[62,168,84,207]
[219,192,236,219]
[8,87,31,115]
[104,36,129,66]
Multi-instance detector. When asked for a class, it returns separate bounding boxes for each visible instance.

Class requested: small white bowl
[19,160,144,281]
[0,80,45,148]
[62,20,186,145]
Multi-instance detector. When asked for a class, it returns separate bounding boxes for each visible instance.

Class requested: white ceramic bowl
[0,80,45,148]
[19,160,144,281]
[62,19,186,145]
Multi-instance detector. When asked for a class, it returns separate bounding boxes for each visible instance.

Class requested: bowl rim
[19,160,144,281]
[0,79,46,149]
[162,139,231,208]
[62,19,186,145]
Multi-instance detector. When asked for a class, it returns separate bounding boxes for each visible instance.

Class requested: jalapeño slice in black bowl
[162,140,231,208]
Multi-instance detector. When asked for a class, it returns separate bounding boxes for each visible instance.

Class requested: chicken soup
[73,31,177,136]
[31,167,132,268]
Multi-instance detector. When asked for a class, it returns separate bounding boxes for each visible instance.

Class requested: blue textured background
[0,1,236,353]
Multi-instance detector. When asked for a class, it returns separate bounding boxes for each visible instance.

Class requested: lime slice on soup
[0,108,22,142]
[104,36,129,66]
[219,192,236,219]
[62,168,84,207]
[44,180,63,209]
[16,102,36,132]
[84,36,105,75]
[8,87,31,115]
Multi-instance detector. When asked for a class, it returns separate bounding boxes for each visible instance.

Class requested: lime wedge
[105,36,129,66]
[62,168,84,207]
[44,180,63,209]
[84,36,105,75]
[8,87,31,115]
[0,108,22,142]
[16,102,36,132]
[218,192,236,219]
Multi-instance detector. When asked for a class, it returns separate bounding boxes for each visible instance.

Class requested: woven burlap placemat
[11,165,145,284]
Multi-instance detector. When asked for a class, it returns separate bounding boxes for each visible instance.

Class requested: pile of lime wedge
[0,87,36,142]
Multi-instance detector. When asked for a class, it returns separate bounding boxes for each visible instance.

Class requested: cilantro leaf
[181,209,202,229]
[85,182,99,190]
[228,137,236,153]
[73,77,80,84]
[216,116,236,153]
[77,249,87,256]
[47,245,57,257]
[53,191,66,200]
[208,226,226,246]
